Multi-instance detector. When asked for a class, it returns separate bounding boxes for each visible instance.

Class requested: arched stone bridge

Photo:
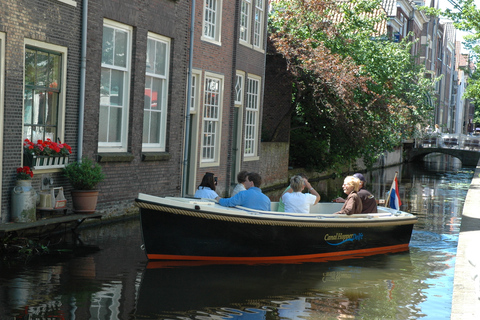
[405,135,480,166]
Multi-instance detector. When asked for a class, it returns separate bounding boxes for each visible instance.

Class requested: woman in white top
[194,172,219,199]
[281,175,320,213]
[231,170,248,196]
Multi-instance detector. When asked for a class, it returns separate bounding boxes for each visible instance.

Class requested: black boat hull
[137,196,416,262]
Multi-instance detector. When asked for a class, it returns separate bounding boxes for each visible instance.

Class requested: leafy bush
[63,157,105,190]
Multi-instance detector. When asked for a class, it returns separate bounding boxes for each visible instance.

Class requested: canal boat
[136,193,417,262]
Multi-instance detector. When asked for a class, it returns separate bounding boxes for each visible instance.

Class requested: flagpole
[385,171,398,207]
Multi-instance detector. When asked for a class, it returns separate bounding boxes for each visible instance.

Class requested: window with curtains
[99,20,132,152]
[142,33,171,151]
[23,46,63,143]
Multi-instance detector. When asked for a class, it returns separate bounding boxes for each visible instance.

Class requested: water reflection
[136,252,414,319]
[0,155,474,319]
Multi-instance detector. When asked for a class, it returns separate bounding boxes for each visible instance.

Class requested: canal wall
[451,159,480,319]
[263,145,404,191]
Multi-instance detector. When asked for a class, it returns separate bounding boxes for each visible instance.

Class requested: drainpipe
[78,0,88,162]
[181,0,196,197]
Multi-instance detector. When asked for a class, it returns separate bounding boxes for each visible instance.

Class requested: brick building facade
[83,0,190,213]
[184,0,270,196]
[0,0,83,222]
[0,0,275,221]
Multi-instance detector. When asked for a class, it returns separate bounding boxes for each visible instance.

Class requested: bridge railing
[415,134,480,151]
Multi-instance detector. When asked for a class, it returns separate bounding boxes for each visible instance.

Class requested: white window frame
[235,72,244,106]
[23,39,68,149]
[189,69,202,114]
[244,75,261,160]
[239,0,251,45]
[98,19,132,153]
[200,73,224,167]
[202,0,223,45]
[142,33,171,152]
[253,0,265,50]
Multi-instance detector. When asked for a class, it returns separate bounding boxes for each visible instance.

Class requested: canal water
[0,155,473,319]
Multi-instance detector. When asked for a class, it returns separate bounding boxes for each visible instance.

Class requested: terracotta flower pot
[71,190,99,214]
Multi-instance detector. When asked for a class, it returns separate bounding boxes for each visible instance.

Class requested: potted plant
[63,157,105,214]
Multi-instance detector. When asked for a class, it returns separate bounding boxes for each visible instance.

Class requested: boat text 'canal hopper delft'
[135,194,417,262]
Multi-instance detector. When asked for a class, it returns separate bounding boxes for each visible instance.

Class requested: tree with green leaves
[268,0,437,171]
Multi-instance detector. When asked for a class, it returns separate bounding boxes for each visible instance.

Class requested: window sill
[142,152,171,162]
[97,153,135,163]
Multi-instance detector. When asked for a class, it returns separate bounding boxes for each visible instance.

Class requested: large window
[202,0,222,44]
[244,76,261,158]
[239,0,265,50]
[201,74,223,164]
[99,20,132,152]
[23,41,67,144]
[143,33,170,151]
[253,0,264,48]
[239,0,251,43]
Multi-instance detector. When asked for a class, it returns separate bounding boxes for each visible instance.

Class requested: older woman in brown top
[334,176,363,215]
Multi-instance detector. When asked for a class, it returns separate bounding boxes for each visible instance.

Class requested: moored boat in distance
[135,193,417,262]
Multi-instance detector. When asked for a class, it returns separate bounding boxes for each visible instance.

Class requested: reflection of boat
[136,194,417,261]
[135,252,414,318]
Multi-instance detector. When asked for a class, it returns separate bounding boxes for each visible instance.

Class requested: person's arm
[304,180,320,204]
[218,191,244,207]
[335,195,355,215]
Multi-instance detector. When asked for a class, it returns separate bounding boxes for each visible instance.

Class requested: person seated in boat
[231,170,248,196]
[194,172,219,199]
[333,173,377,213]
[277,172,308,212]
[281,175,320,213]
[334,176,362,215]
[216,172,271,211]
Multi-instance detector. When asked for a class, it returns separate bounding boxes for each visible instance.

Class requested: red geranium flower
[16,166,34,180]
[23,138,72,157]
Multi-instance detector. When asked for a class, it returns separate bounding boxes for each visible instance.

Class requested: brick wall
[0,0,82,222]
[83,0,190,215]
[260,141,289,189]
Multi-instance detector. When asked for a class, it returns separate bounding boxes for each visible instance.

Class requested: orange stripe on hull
[146,244,410,267]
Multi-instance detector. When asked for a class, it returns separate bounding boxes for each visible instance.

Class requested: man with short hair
[333,173,377,213]
[217,172,271,211]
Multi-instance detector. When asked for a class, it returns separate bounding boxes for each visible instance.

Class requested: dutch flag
[389,176,402,210]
